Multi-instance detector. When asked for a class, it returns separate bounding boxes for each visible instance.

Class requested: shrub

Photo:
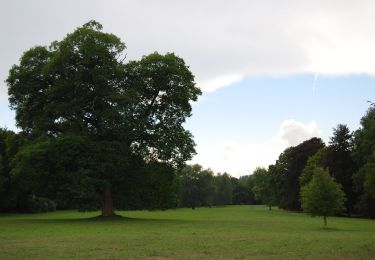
[25,195,56,213]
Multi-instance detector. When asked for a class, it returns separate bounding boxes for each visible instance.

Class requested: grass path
[1,205,375,259]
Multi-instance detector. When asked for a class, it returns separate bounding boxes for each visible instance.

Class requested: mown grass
[1,205,375,259]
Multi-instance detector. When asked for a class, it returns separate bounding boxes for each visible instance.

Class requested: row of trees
[178,164,259,209]
[3,102,373,215]
[2,101,373,216]
[252,104,375,218]
[0,129,258,213]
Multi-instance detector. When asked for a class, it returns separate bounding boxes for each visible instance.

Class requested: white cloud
[198,74,244,92]
[190,119,322,177]
[221,143,237,161]
[276,119,321,147]
[191,141,284,177]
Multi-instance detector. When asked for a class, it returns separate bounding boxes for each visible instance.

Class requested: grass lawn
[0,205,375,259]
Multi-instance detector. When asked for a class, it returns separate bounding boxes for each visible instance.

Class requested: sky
[1,0,374,177]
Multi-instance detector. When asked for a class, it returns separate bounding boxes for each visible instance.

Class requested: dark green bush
[25,195,56,213]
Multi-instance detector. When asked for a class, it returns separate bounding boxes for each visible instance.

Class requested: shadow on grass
[323,227,340,231]
[14,214,186,224]
[314,226,343,232]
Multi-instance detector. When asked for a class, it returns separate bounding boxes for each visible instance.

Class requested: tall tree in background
[352,105,375,217]
[232,175,258,205]
[213,173,233,206]
[300,167,346,227]
[353,152,375,217]
[326,124,356,215]
[277,138,325,211]
[0,129,25,212]
[353,106,375,166]
[7,21,201,216]
[179,164,215,209]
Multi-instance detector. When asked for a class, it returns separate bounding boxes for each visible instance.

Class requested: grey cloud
[1,0,374,97]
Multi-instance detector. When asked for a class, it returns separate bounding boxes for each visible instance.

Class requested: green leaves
[300,167,346,225]
[252,167,280,209]
[123,52,201,166]
[353,106,375,166]
[7,21,200,166]
[6,21,201,211]
[275,137,325,211]
[352,106,375,216]
[300,148,327,187]
[179,164,216,209]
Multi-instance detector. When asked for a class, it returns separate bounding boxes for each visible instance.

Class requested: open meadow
[0,205,375,259]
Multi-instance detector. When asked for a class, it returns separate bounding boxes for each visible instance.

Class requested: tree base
[94,213,123,220]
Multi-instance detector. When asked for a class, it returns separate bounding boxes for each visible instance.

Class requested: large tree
[7,21,201,216]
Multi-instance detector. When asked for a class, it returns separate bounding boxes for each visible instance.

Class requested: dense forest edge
[1,104,374,219]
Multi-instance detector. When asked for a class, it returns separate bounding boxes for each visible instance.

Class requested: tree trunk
[268,205,272,210]
[323,215,327,227]
[101,182,115,217]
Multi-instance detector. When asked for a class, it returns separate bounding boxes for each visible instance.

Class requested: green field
[1,205,375,259]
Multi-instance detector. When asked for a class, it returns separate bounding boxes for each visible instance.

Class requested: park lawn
[0,205,375,259]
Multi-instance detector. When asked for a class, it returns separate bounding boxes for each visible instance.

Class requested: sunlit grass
[1,205,374,259]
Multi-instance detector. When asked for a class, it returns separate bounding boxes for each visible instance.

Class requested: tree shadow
[17,214,185,224]
[319,226,341,231]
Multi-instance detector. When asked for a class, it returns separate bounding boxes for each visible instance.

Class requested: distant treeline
[178,165,259,209]
[173,103,375,218]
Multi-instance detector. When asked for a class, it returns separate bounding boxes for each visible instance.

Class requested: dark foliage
[277,137,325,211]
[6,21,200,215]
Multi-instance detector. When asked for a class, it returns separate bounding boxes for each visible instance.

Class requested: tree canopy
[252,167,279,210]
[351,105,375,217]
[300,167,346,227]
[6,20,201,216]
[326,124,356,215]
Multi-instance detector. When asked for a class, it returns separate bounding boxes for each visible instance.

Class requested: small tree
[300,167,346,227]
[252,167,279,210]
